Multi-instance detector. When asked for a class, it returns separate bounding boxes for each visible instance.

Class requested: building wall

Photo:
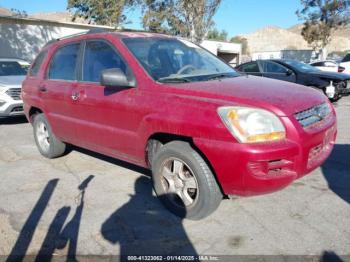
[201,40,242,66]
[251,51,282,61]
[0,17,112,62]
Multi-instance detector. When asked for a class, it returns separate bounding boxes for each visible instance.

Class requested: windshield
[283,60,320,73]
[123,37,239,83]
[0,61,27,76]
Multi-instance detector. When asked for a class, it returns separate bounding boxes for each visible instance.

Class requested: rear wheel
[33,113,66,158]
[152,141,222,220]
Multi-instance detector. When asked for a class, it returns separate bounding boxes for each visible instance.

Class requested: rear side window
[48,43,80,80]
[30,51,47,76]
[83,41,126,82]
[260,61,288,73]
[240,62,260,73]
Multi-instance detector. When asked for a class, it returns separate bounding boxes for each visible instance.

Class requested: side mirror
[100,68,135,88]
[286,69,293,76]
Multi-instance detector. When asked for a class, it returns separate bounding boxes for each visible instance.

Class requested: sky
[0,0,303,37]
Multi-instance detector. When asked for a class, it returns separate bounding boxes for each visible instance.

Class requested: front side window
[123,37,239,83]
[0,61,27,76]
[240,62,260,73]
[83,41,127,82]
[48,43,80,80]
[30,51,47,76]
[260,61,288,73]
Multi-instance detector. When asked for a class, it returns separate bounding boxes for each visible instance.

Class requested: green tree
[67,0,138,27]
[142,0,222,43]
[296,0,350,59]
[207,28,228,41]
[230,36,249,55]
[10,8,28,18]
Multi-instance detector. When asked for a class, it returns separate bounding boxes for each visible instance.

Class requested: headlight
[218,106,286,143]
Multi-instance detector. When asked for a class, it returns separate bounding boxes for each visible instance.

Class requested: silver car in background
[0,58,29,118]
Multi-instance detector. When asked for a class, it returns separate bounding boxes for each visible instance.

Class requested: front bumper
[0,95,24,117]
[193,115,336,196]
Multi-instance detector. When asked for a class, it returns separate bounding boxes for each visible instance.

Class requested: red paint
[22,33,337,196]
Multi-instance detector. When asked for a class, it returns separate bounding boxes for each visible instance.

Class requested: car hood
[309,71,350,80]
[169,75,327,117]
[0,75,26,87]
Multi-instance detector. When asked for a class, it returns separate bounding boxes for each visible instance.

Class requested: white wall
[251,51,282,61]
[0,17,112,62]
[201,40,242,65]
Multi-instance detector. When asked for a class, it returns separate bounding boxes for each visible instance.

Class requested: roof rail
[43,28,114,47]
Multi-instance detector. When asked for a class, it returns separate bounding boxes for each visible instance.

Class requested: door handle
[71,92,79,101]
[38,85,47,92]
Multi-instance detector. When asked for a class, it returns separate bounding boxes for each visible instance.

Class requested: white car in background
[310,60,345,73]
[340,53,350,74]
[0,58,30,118]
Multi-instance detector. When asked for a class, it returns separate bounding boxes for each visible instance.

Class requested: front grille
[11,106,23,112]
[294,102,331,128]
[5,88,22,100]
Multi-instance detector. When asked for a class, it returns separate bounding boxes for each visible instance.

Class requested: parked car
[0,58,30,118]
[310,60,345,73]
[235,59,350,101]
[22,31,336,219]
[340,53,350,74]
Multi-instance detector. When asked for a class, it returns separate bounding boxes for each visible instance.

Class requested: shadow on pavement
[101,176,197,257]
[36,175,94,261]
[70,145,151,176]
[0,116,28,125]
[6,176,94,261]
[6,179,59,262]
[321,251,344,262]
[321,144,350,205]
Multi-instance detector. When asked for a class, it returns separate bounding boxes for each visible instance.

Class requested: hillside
[239,24,350,54]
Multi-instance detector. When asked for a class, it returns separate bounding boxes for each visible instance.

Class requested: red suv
[22,31,337,219]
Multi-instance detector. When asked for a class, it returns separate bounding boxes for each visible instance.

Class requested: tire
[151,141,222,220]
[324,86,341,102]
[33,113,66,159]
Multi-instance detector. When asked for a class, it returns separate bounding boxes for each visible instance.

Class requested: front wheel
[151,141,222,220]
[324,85,341,102]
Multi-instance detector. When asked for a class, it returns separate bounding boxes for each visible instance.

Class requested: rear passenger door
[41,42,81,143]
[71,40,140,160]
[259,60,296,83]
[237,62,262,76]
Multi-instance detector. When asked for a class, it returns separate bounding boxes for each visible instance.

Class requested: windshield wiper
[158,77,191,83]
[206,73,235,81]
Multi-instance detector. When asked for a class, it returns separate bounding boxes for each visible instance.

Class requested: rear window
[48,43,80,81]
[311,62,323,67]
[30,51,47,76]
[0,61,27,76]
